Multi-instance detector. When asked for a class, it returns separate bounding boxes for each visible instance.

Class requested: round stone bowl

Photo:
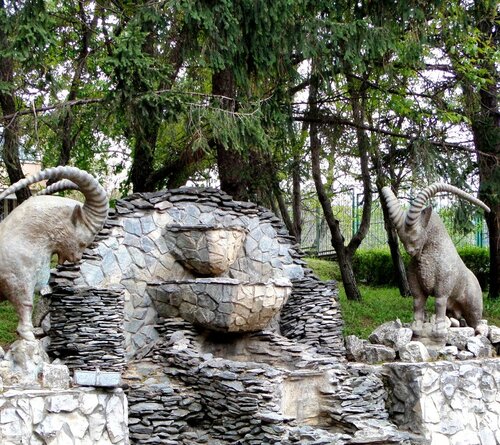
[166,225,247,276]
[149,278,292,332]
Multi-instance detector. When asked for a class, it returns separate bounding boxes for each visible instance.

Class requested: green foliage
[178,0,303,84]
[352,247,489,287]
[340,286,500,339]
[187,102,269,155]
[0,0,54,64]
[305,257,341,281]
[353,248,409,286]
[0,302,18,347]
[457,246,490,289]
[339,286,415,338]
[306,257,500,339]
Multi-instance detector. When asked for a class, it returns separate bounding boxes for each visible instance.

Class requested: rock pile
[346,318,499,364]
[48,286,126,372]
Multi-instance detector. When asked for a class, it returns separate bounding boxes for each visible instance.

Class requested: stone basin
[166,225,247,276]
[149,278,292,332]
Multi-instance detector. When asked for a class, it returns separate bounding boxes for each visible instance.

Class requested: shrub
[353,248,409,286]
[353,246,489,288]
[457,246,490,289]
[304,257,341,281]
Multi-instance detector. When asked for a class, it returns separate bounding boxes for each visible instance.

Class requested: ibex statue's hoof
[411,320,424,337]
[431,320,448,339]
[17,328,35,342]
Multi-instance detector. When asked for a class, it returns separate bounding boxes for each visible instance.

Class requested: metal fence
[301,190,489,257]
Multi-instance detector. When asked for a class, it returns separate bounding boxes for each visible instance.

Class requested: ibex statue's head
[381,183,490,257]
[0,166,108,341]
[0,166,108,264]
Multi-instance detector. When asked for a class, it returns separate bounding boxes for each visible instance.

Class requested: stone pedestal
[0,339,50,386]
[0,387,128,444]
[384,359,500,444]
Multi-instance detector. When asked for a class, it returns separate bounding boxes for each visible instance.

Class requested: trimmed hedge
[353,246,489,288]
[457,246,490,289]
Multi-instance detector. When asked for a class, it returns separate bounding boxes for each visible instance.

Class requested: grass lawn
[306,257,500,339]
[0,301,18,348]
[0,257,498,346]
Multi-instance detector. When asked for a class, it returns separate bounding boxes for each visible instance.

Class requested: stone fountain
[12,186,499,445]
[153,224,292,332]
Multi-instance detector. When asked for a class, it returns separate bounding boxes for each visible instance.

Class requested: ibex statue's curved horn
[405,183,490,227]
[37,179,79,196]
[381,186,405,230]
[0,166,108,233]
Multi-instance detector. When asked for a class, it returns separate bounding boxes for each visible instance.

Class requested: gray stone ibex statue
[381,183,490,338]
[0,166,108,341]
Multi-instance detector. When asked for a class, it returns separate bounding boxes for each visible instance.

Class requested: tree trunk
[372,149,411,297]
[211,68,250,200]
[473,4,499,298]
[54,0,97,171]
[484,206,500,298]
[127,19,159,193]
[345,78,372,257]
[475,82,500,298]
[379,184,412,296]
[0,9,30,203]
[292,152,302,243]
[274,183,296,240]
[309,71,361,301]
[129,113,159,192]
[0,112,31,203]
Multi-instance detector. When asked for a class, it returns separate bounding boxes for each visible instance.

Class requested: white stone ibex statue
[0,166,108,341]
[381,183,490,339]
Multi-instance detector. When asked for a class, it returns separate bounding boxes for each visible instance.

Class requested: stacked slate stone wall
[48,286,126,372]
[48,187,343,360]
[124,318,414,445]
[280,272,345,358]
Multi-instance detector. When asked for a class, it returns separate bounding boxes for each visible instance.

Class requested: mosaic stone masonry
[149,277,292,332]
[384,359,500,445]
[0,387,128,445]
[165,225,247,276]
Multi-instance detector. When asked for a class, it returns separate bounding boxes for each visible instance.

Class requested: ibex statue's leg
[462,270,483,331]
[7,284,36,341]
[433,295,448,338]
[408,262,426,337]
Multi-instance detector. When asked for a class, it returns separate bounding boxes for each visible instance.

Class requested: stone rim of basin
[149,277,293,287]
[150,278,293,332]
[166,224,248,233]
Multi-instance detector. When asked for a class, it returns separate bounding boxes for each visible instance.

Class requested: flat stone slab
[73,370,121,387]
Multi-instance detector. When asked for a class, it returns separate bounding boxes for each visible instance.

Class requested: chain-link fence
[301,190,489,257]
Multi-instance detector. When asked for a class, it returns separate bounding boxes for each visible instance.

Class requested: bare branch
[293,113,500,159]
